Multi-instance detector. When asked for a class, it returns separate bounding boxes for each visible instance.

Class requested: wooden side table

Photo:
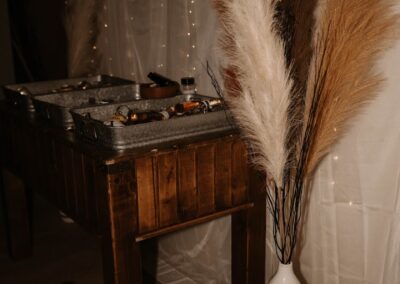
[0,102,266,284]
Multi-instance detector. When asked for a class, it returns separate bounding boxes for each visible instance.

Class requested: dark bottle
[175,101,202,115]
[128,111,163,124]
[175,98,223,115]
[147,72,178,87]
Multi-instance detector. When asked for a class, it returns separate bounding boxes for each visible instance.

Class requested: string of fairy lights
[88,0,199,82]
[186,0,198,75]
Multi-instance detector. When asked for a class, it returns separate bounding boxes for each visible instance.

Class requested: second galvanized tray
[3,74,133,112]
[32,84,138,130]
[70,94,238,150]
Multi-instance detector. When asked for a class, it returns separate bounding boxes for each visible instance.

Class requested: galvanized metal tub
[3,75,133,112]
[70,94,238,150]
[32,84,139,130]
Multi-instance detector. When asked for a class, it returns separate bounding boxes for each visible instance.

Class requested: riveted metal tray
[3,75,133,112]
[32,84,139,130]
[70,94,237,150]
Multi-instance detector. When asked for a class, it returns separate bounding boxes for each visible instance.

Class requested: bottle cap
[181,77,195,85]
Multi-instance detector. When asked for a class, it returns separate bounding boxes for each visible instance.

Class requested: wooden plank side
[22,127,36,189]
[73,151,86,224]
[107,164,137,240]
[136,156,157,233]
[215,140,232,209]
[39,130,56,201]
[157,152,179,227]
[45,137,59,205]
[102,161,142,284]
[246,168,266,284]
[44,134,58,203]
[61,145,76,218]
[196,144,216,215]
[82,156,95,230]
[177,148,197,220]
[232,159,267,284]
[231,140,248,206]
[32,129,46,196]
[53,141,67,212]
[13,121,23,175]
[232,211,248,284]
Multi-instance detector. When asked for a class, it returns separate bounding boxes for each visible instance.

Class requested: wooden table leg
[232,169,266,284]
[1,168,32,259]
[100,161,142,284]
[102,234,142,284]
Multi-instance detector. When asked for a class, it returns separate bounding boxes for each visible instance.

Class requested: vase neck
[278,262,294,271]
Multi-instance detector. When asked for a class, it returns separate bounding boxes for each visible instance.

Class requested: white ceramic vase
[269,263,300,284]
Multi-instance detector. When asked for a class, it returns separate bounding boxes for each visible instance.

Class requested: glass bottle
[180,77,196,95]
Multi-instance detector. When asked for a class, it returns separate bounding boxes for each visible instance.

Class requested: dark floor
[0,194,104,284]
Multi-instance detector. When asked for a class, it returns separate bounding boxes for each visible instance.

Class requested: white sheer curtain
[96,0,221,97]
[296,40,400,284]
[93,1,400,283]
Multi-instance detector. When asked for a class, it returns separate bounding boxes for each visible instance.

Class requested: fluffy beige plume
[65,0,99,77]
[214,0,293,187]
[304,0,399,176]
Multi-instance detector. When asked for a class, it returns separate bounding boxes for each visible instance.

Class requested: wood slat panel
[107,165,137,240]
[43,133,58,203]
[33,129,47,195]
[215,141,232,209]
[196,144,216,215]
[246,169,266,284]
[43,137,58,205]
[73,151,86,223]
[136,157,157,233]
[61,144,77,217]
[231,140,248,205]
[32,130,43,194]
[157,152,179,227]
[18,126,30,185]
[53,141,67,212]
[103,162,141,284]
[0,112,7,165]
[13,122,23,174]
[82,157,98,231]
[177,148,197,220]
[93,161,108,233]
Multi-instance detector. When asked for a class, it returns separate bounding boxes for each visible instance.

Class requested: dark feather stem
[203,60,236,128]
